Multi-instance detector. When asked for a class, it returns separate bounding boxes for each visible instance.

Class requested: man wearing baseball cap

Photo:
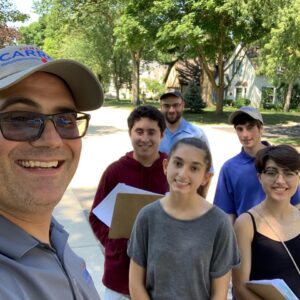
[213,106,300,224]
[0,45,103,299]
[159,89,210,154]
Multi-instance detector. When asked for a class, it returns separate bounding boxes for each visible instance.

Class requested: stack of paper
[92,183,164,238]
[246,279,298,300]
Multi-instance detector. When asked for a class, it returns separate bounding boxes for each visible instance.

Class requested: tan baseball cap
[229,106,264,124]
[0,45,103,111]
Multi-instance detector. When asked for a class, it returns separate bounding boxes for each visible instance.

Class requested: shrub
[224,99,234,106]
[183,81,206,112]
[234,98,250,108]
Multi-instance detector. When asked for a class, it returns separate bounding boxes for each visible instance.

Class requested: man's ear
[259,124,264,136]
[163,158,168,175]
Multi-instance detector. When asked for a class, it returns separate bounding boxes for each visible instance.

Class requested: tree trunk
[215,52,225,115]
[284,82,293,112]
[201,68,214,107]
[112,57,120,101]
[131,51,140,105]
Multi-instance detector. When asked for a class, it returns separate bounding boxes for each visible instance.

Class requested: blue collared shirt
[159,118,210,155]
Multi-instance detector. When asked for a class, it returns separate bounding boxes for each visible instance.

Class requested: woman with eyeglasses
[232,144,300,299]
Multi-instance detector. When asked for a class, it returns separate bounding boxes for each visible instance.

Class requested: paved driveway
[70,107,241,207]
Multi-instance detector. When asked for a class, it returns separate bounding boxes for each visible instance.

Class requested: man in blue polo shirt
[213,106,300,224]
[159,90,210,154]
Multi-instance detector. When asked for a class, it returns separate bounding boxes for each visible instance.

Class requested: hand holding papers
[246,279,298,300]
[92,183,163,238]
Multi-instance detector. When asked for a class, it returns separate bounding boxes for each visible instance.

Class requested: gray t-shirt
[127,201,240,300]
[0,216,100,300]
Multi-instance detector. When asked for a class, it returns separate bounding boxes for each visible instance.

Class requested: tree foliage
[114,0,158,104]
[183,81,205,112]
[258,0,300,111]
[136,0,272,114]
[15,0,293,112]
[20,0,132,97]
[0,0,28,46]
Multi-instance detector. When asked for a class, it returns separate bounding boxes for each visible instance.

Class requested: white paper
[92,183,162,227]
[247,279,298,300]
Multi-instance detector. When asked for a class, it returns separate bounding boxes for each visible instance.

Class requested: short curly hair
[127,105,166,134]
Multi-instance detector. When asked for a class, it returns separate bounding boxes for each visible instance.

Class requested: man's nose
[30,120,63,148]
[141,133,150,141]
[168,105,176,112]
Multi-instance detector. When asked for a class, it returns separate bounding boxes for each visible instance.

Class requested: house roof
[164,59,202,88]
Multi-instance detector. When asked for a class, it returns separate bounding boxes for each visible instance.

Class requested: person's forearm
[89,212,109,246]
[234,287,263,300]
[130,286,151,300]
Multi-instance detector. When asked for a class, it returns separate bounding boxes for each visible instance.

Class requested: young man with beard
[213,106,300,224]
[159,90,210,155]
[89,105,168,300]
[0,44,103,299]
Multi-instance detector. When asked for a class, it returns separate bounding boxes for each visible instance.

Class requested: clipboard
[108,193,163,239]
[246,279,298,300]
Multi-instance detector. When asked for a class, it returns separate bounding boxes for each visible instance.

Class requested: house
[224,44,276,107]
[163,59,213,105]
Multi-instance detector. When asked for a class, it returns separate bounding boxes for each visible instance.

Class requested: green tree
[258,0,300,112]
[143,78,165,100]
[25,0,132,97]
[114,9,147,104]
[183,81,205,112]
[126,0,274,114]
[0,0,28,46]
[19,18,47,47]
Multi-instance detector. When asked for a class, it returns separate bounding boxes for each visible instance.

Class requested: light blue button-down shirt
[160,118,210,154]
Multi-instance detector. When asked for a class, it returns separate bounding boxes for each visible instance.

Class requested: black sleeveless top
[247,212,300,297]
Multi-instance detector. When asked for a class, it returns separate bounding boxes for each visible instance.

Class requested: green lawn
[104,100,300,148]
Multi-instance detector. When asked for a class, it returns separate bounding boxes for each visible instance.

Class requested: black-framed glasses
[0,111,91,141]
[262,167,299,181]
[161,102,182,110]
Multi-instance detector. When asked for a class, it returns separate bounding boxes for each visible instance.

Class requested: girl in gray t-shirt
[128,137,240,300]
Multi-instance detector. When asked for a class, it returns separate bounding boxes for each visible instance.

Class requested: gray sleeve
[210,212,240,278]
[127,208,148,268]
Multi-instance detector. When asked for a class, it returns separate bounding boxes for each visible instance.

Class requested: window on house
[233,60,243,75]
[262,87,275,108]
[236,87,243,100]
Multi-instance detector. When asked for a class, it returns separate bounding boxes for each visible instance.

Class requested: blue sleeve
[291,186,300,205]
[213,164,236,214]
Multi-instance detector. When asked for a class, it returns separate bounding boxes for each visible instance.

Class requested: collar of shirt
[0,215,68,259]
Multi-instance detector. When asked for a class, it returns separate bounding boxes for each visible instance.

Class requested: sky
[10,0,39,27]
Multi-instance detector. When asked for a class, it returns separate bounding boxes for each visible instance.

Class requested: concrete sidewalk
[54,189,105,298]
[53,107,241,299]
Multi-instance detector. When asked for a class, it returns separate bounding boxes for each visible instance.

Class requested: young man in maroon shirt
[89,105,168,300]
